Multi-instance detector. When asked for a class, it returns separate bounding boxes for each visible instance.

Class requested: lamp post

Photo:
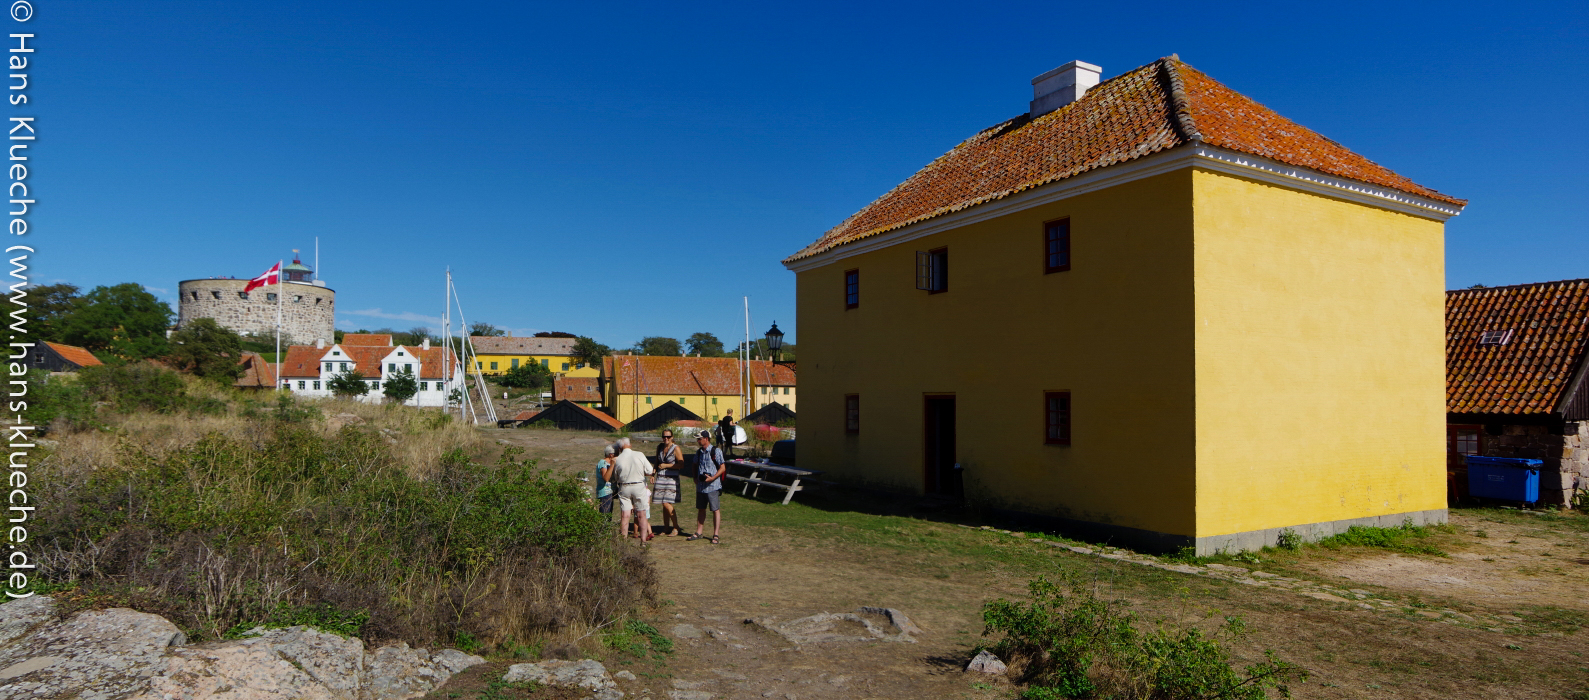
[764,322,792,366]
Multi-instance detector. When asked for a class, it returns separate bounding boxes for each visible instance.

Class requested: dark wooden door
[1447,424,1483,503]
[925,396,961,497]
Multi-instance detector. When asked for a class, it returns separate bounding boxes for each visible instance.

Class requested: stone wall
[177,278,335,345]
[1482,420,1588,507]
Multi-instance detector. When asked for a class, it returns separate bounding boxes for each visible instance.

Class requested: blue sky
[31,1,1589,347]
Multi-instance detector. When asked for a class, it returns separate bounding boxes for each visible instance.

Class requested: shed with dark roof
[519,400,626,432]
[35,342,103,372]
[743,401,796,426]
[626,401,703,433]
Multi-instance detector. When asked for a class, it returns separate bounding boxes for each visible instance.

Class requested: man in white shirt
[612,437,654,542]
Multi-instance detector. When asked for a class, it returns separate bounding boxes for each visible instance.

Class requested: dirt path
[450,427,1589,699]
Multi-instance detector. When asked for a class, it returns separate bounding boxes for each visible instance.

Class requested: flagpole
[275,259,283,382]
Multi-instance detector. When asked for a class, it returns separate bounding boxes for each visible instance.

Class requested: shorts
[617,484,650,513]
[696,489,721,512]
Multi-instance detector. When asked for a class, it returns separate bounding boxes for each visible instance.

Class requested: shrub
[983,576,1306,699]
[39,424,655,646]
[382,367,419,403]
[77,362,188,413]
[19,369,97,433]
[1316,521,1444,556]
[497,362,549,389]
[326,370,369,398]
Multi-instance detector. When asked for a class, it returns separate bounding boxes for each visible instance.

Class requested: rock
[0,602,186,699]
[857,607,924,636]
[668,692,714,700]
[1300,591,1350,604]
[965,649,1007,675]
[672,678,707,689]
[139,638,338,700]
[504,659,621,698]
[745,612,916,645]
[615,670,638,681]
[364,641,485,700]
[671,624,703,639]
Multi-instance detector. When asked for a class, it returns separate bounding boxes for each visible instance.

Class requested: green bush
[1316,521,1444,556]
[983,576,1306,699]
[77,362,188,413]
[19,370,97,433]
[41,426,654,645]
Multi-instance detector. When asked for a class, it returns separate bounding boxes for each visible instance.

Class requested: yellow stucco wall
[607,392,743,424]
[753,386,796,413]
[794,170,1199,538]
[1190,169,1447,537]
[475,354,599,378]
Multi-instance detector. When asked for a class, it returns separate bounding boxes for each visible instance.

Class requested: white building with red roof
[278,335,462,407]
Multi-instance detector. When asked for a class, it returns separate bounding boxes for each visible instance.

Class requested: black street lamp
[764,322,791,365]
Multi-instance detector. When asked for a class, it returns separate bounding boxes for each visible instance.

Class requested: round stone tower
[178,255,335,345]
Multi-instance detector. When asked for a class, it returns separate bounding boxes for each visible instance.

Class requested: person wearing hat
[687,429,727,544]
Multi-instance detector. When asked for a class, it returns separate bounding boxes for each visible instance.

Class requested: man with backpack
[686,430,726,544]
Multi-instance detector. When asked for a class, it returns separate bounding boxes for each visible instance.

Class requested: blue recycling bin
[1465,455,1541,504]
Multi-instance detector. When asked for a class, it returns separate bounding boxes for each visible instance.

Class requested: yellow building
[783,57,1465,554]
[599,355,744,425]
[469,335,599,378]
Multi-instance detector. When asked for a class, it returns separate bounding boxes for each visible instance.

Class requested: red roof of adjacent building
[234,352,277,388]
[554,376,602,403]
[786,56,1463,263]
[575,403,627,431]
[280,343,458,381]
[748,361,796,387]
[1446,279,1589,416]
[44,342,102,369]
[414,345,458,380]
[603,356,743,396]
[279,345,324,379]
[341,334,392,347]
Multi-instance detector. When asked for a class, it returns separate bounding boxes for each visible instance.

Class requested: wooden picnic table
[723,460,824,505]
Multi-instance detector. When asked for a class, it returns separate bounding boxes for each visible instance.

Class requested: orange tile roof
[341,334,392,347]
[747,360,796,387]
[603,355,743,396]
[470,336,576,356]
[44,342,102,368]
[554,376,602,402]
[577,403,627,431]
[513,410,541,422]
[1446,279,1589,416]
[279,345,323,379]
[234,352,277,388]
[414,345,458,380]
[786,57,1463,263]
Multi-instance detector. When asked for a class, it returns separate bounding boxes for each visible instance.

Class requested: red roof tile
[786,57,1463,263]
[234,352,277,388]
[470,336,576,355]
[554,376,602,402]
[341,334,392,347]
[603,356,743,396]
[1446,279,1589,416]
[414,345,459,380]
[279,345,324,378]
[44,342,102,368]
[747,361,796,387]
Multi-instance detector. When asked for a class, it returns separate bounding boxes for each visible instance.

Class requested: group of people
[593,428,727,544]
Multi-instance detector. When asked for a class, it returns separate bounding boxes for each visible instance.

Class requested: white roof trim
[783,144,1463,272]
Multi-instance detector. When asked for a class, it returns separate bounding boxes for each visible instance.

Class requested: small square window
[1478,330,1513,346]
[372,381,380,389]
[420,382,428,391]
[845,395,860,432]
[562,363,570,371]
[313,381,320,390]
[238,292,249,300]
[191,291,200,301]
[844,269,860,309]
[646,396,653,404]
[266,293,277,302]
[490,361,499,370]
[339,362,348,371]
[783,387,790,395]
[1045,391,1071,445]
[541,359,549,368]
[712,397,718,405]
[294,295,303,303]
[476,361,482,370]
[1044,218,1071,273]
[511,358,520,369]
[212,291,222,300]
[297,381,306,390]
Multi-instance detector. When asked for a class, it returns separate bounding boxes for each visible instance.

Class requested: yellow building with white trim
[469,335,599,378]
[784,57,1464,554]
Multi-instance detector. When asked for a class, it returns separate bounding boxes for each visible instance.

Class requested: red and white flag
[243,262,281,293]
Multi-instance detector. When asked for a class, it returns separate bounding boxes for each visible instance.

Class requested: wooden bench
[724,460,824,505]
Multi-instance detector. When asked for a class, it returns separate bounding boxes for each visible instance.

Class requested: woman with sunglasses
[651,429,685,536]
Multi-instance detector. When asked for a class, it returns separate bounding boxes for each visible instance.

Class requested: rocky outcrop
[503,659,622,700]
[0,597,483,699]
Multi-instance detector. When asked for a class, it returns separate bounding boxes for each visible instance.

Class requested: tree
[469,322,505,337]
[405,326,432,346]
[572,336,611,370]
[168,318,245,383]
[533,331,576,338]
[23,282,82,344]
[634,336,681,356]
[56,283,174,359]
[497,361,549,389]
[326,369,370,398]
[382,367,419,404]
[685,332,724,356]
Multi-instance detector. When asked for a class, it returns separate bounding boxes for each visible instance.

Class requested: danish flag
[243,262,281,293]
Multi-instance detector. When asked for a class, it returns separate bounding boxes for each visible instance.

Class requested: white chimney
[422,337,431,350]
[315,338,325,349]
[1030,61,1101,118]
